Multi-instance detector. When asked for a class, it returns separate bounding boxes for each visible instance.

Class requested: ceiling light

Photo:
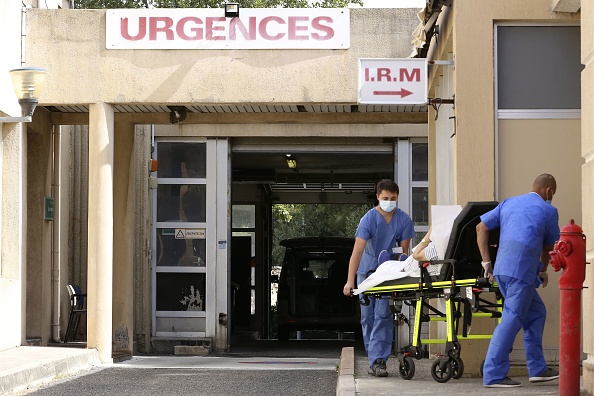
[286,154,297,169]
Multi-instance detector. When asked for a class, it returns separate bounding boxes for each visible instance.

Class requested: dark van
[276,236,361,340]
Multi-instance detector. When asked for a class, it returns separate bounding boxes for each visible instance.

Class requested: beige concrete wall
[25,8,420,107]
[423,0,581,375]
[498,118,582,353]
[498,119,582,225]
[0,0,24,118]
[453,0,579,205]
[155,123,427,137]
[1,121,27,349]
[0,0,28,352]
[582,0,594,393]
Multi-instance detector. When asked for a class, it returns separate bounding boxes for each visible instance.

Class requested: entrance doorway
[230,138,428,343]
[148,137,427,348]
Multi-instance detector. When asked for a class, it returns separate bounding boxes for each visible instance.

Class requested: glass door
[152,140,208,337]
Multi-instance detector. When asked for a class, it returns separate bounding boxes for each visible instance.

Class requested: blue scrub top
[480,192,560,286]
[355,207,415,276]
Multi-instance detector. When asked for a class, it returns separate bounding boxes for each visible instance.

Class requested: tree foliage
[74,0,362,9]
[271,203,370,268]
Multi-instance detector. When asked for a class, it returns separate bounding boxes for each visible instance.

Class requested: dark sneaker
[529,367,559,383]
[378,250,391,265]
[368,359,388,377]
[484,377,522,388]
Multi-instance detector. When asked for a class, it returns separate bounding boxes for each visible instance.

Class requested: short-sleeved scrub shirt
[355,207,416,277]
[480,192,560,286]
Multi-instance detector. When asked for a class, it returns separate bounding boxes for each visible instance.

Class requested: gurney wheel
[398,356,415,380]
[451,357,464,379]
[411,346,423,360]
[431,359,453,383]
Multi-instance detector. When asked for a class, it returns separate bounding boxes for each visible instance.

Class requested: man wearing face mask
[343,179,415,377]
[476,173,560,388]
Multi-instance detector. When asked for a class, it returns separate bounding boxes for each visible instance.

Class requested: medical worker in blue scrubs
[343,179,415,377]
[477,173,560,388]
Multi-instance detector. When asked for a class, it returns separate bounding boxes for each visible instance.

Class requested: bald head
[532,173,557,201]
[533,174,556,190]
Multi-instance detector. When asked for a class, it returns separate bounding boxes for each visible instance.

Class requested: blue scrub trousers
[483,275,548,385]
[357,273,394,367]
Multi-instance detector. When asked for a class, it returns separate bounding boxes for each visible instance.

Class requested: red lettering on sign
[118,13,338,43]
[229,17,257,40]
[288,16,308,40]
[311,16,333,40]
[121,17,146,41]
[377,68,392,82]
[149,17,174,40]
[259,16,286,40]
[177,17,203,40]
[400,68,420,82]
[206,17,226,40]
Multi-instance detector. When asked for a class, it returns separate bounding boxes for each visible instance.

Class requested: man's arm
[343,237,366,296]
[538,243,555,288]
[476,221,493,280]
[400,238,412,257]
[476,222,491,262]
[540,244,554,272]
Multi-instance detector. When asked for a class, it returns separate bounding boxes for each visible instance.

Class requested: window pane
[232,205,256,228]
[156,272,206,311]
[411,187,429,225]
[157,184,206,222]
[157,228,206,267]
[497,26,581,109]
[158,142,206,178]
[411,143,428,181]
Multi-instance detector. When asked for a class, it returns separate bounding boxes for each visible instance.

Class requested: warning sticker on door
[175,228,206,239]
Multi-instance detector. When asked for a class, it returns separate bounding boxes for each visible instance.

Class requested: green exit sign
[44,197,54,221]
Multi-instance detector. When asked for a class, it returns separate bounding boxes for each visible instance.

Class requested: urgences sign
[106,8,350,50]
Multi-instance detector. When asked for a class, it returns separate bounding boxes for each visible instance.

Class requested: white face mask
[546,189,553,205]
[379,200,397,213]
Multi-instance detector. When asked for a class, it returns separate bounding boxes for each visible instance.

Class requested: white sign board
[358,58,428,105]
[106,8,350,50]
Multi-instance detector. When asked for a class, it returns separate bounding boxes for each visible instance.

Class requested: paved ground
[352,351,562,396]
[0,340,578,396]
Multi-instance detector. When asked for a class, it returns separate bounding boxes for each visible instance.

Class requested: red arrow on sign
[372,89,413,98]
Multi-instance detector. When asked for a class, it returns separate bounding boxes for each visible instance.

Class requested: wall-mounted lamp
[225,2,239,18]
[0,67,48,123]
[286,154,297,169]
[168,106,187,124]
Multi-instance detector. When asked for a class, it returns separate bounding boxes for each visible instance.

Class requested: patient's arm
[412,227,433,261]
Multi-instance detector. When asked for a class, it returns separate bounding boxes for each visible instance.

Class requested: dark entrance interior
[230,138,396,343]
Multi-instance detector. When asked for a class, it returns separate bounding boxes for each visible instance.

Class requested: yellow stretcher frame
[363,276,503,383]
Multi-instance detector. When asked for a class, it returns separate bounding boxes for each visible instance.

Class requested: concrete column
[0,122,26,350]
[112,120,134,354]
[87,103,114,363]
[581,0,594,394]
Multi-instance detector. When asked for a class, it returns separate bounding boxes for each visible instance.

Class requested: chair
[65,284,87,343]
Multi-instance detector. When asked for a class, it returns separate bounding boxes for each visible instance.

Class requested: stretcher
[361,201,504,383]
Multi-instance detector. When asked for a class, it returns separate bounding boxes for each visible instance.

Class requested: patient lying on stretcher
[353,227,443,295]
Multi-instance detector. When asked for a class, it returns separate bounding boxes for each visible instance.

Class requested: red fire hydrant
[549,219,587,396]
